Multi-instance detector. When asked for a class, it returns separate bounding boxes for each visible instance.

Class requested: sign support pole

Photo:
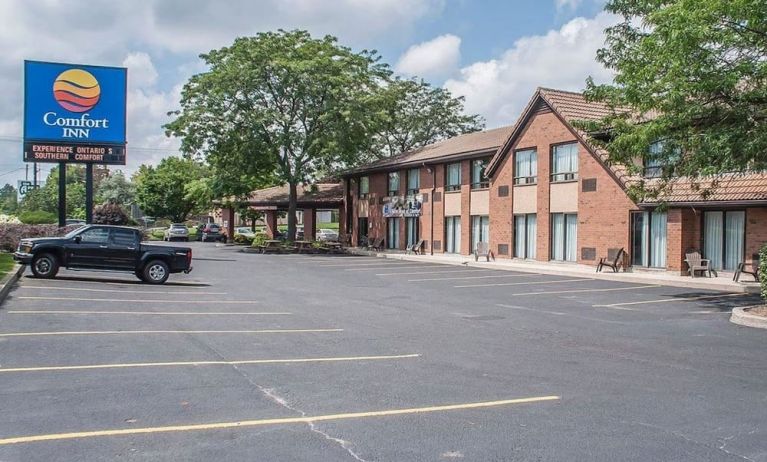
[85,164,94,224]
[57,162,66,227]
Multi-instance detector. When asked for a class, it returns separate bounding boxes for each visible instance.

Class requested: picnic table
[295,240,313,253]
[259,240,282,254]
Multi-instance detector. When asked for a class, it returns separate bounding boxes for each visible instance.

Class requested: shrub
[233,233,253,245]
[92,202,130,225]
[18,210,57,224]
[0,214,21,224]
[251,232,268,248]
[0,224,80,252]
[760,244,767,301]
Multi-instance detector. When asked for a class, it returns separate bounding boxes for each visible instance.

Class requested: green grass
[0,253,15,279]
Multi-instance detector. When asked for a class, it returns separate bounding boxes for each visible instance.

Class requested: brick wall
[460,160,472,254]
[666,208,701,274]
[490,151,514,258]
[746,207,767,271]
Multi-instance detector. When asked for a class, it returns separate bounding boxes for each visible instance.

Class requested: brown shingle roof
[641,173,767,205]
[246,183,343,207]
[345,126,513,175]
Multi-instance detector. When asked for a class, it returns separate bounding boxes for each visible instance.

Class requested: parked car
[13,225,193,284]
[197,223,226,242]
[65,218,86,226]
[164,223,189,241]
[234,226,256,239]
[317,228,339,242]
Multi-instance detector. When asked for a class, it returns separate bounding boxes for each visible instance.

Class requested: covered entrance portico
[218,183,345,240]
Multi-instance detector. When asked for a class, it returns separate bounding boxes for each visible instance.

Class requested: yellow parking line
[0,353,421,374]
[0,395,559,446]
[410,274,539,282]
[16,297,259,304]
[454,278,585,288]
[17,286,226,295]
[0,329,343,338]
[8,310,290,316]
[593,293,746,308]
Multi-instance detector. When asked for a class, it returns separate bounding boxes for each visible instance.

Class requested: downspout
[428,163,435,256]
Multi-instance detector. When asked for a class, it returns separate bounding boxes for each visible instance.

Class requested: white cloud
[555,0,583,12]
[122,53,158,89]
[395,34,461,79]
[444,12,618,128]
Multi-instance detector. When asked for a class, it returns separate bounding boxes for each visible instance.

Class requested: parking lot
[1,243,766,461]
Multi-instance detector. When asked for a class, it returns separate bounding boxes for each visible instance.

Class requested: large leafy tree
[166,30,390,240]
[581,0,767,199]
[0,183,17,214]
[96,170,135,206]
[19,165,87,218]
[133,157,209,222]
[364,78,484,161]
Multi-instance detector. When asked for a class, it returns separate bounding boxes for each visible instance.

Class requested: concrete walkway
[348,249,761,294]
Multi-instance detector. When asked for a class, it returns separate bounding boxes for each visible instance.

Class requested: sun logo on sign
[52,69,101,113]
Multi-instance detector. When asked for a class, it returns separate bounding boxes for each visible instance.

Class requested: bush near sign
[382,194,423,218]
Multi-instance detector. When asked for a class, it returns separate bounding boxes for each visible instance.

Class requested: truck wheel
[31,253,59,279]
[142,260,169,284]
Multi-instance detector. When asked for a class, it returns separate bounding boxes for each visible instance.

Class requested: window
[703,211,744,271]
[631,211,667,268]
[445,163,461,191]
[406,217,419,248]
[514,214,537,259]
[551,213,577,262]
[644,141,680,178]
[387,172,400,196]
[551,143,578,182]
[514,149,537,185]
[358,176,369,198]
[471,216,489,253]
[471,158,489,189]
[387,217,400,249]
[444,216,461,253]
[111,229,137,247]
[78,227,110,244]
[407,169,420,195]
[357,217,368,246]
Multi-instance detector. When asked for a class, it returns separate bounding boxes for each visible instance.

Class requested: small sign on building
[382,194,423,217]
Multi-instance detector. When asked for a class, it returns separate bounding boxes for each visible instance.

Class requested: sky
[0,0,617,189]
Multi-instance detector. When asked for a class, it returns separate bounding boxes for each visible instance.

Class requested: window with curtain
[551,143,578,182]
[644,141,680,178]
[406,217,419,247]
[514,214,537,259]
[446,163,461,191]
[407,168,420,194]
[445,216,461,253]
[387,217,400,249]
[703,211,744,271]
[471,158,489,189]
[471,216,489,253]
[551,213,577,262]
[514,149,538,185]
[358,176,369,198]
[631,211,667,268]
[387,172,400,196]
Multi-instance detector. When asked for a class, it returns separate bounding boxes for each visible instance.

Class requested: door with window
[68,226,111,268]
[631,211,667,268]
[357,217,369,246]
[445,216,461,253]
[514,214,537,259]
[703,211,744,271]
[471,216,489,253]
[551,213,577,262]
[387,217,400,249]
[406,217,419,248]
[108,228,140,270]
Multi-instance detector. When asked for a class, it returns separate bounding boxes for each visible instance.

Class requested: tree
[133,157,209,222]
[0,184,17,214]
[96,170,135,206]
[92,202,130,225]
[166,30,390,240]
[364,78,484,161]
[581,0,767,200]
[18,165,87,218]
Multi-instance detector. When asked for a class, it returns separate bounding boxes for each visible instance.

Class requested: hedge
[0,224,81,252]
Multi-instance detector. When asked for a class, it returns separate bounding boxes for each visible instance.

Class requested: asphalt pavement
[0,243,765,461]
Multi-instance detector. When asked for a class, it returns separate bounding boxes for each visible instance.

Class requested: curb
[730,306,767,329]
[0,263,25,307]
[347,249,759,294]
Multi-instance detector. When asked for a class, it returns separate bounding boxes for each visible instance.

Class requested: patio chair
[474,242,495,262]
[684,250,713,278]
[407,239,425,255]
[596,248,625,273]
[369,237,384,251]
[733,262,760,283]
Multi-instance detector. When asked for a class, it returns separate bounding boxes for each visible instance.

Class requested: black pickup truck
[13,225,193,284]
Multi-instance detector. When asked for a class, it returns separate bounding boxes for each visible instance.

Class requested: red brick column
[303,208,316,241]
[265,210,278,239]
[460,160,471,255]
[666,207,700,274]
[220,207,235,241]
